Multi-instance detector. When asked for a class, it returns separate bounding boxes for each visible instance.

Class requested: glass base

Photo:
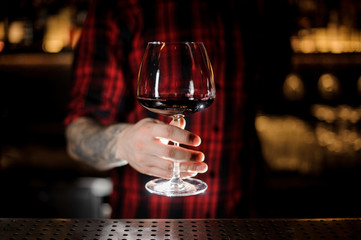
[145,178,208,197]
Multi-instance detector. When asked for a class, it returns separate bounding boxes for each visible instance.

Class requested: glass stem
[169,115,185,190]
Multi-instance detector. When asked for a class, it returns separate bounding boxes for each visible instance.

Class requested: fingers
[130,153,207,179]
[150,142,205,162]
[135,118,200,146]
[136,140,206,178]
[135,160,208,179]
[180,161,208,173]
[125,118,207,179]
[152,123,201,147]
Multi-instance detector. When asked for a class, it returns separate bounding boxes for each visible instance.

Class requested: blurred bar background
[1,0,361,218]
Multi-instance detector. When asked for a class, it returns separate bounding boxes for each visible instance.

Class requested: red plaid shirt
[65,0,286,218]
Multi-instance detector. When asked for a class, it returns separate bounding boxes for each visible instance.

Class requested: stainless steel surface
[1,218,361,240]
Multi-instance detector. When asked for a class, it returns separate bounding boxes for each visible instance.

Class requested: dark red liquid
[137,97,214,116]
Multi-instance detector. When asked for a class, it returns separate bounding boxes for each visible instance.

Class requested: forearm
[65,117,130,170]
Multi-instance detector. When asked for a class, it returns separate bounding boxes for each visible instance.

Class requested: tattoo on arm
[66,118,129,170]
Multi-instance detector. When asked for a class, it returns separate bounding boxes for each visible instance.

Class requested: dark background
[1,0,361,218]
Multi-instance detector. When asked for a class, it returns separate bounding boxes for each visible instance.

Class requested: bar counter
[1,218,361,239]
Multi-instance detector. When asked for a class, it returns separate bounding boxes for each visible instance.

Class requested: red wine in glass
[137,42,215,196]
[136,97,214,116]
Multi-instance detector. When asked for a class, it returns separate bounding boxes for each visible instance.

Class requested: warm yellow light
[314,28,328,53]
[42,7,72,53]
[0,22,4,40]
[42,39,63,53]
[298,29,316,53]
[291,26,361,53]
[354,139,361,151]
[318,73,339,99]
[8,21,25,44]
[255,114,320,173]
[311,104,337,123]
[283,73,305,100]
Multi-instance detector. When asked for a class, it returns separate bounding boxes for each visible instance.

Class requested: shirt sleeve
[65,0,133,126]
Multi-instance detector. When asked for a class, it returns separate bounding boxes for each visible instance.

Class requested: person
[65,0,292,218]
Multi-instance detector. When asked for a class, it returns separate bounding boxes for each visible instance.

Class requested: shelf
[0,52,73,66]
[292,53,361,67]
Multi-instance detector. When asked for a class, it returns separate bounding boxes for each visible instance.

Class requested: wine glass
[137,41,215,197]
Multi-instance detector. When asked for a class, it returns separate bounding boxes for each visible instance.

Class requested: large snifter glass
[137,42,215,196]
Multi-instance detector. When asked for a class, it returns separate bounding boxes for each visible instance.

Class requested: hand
[116,118,208,178]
